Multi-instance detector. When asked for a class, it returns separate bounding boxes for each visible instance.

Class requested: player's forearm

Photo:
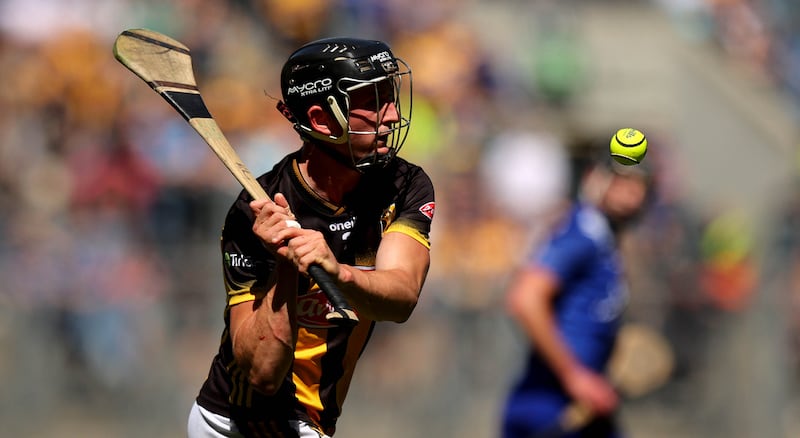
[233,312,295,395]
[232,262,299,395]
[336,264,422,322]
[508,279,581,381]
[524,310,582,383]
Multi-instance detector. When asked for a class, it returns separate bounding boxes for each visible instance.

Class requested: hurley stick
[113,28,358,326]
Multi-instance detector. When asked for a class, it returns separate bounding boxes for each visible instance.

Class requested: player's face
[346,81,399,157]
[602,174,648,221]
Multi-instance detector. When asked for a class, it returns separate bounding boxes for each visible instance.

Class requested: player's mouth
[374,133,390,151]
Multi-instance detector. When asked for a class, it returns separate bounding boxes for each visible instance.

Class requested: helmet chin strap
[307,141,392,173]
[354,150,394,171]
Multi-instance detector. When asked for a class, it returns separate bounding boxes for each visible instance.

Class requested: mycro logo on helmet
[370,51,397,73]
[370,51,392,63]
[287,78,333,97]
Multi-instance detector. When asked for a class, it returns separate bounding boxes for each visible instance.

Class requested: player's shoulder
[390,156,433,189]
[256,151,299,187]
[225,152,298,218]
[573,203,612,245]
[390,155,429,177]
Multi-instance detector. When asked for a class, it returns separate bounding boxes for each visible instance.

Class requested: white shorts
[187,401,329,438]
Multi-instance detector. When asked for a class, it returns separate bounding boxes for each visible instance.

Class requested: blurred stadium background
[1,0,799,436]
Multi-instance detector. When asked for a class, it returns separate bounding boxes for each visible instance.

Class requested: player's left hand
[280,228,340,279]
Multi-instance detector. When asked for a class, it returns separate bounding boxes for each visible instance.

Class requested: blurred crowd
[1,0,799,436]
[656,0,800,117]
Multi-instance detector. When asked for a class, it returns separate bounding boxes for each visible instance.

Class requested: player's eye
[349,81,396,111]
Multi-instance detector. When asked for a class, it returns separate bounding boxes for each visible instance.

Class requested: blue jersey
[502,202,627,437]
[533,203,627,373]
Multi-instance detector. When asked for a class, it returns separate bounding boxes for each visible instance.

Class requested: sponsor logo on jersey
[297,289,338,329]
[330,217,356,241]
[419,202,435,220]
[594,285,628,322]
[225,252,253,268]
[329,217,356,232]
[296,267,372,329]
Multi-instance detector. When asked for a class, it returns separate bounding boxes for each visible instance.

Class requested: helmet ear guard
[276,96,349,144]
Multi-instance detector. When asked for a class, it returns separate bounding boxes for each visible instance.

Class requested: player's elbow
[235,354,290,396]
[505,284,531,320]
[232,340,293,396]
[391,295,418,323]
[247,370,286,396]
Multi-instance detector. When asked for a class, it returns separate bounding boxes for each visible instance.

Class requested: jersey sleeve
[220,196,276,307]
[384,167,435,249]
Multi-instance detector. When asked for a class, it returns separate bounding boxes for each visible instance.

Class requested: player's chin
[608,208,643,227]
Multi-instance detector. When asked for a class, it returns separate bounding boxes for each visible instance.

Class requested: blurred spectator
[58,203,170,391]
[698,210,757,313]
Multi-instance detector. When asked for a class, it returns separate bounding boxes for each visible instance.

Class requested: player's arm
[273,226,428,323]
[228,195,302,396]
[335,231,429,322]
[229,260,299,395]
[506,267,580,378]
[505,267,618,415]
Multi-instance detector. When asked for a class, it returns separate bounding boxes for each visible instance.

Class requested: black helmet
[278,37,412,171]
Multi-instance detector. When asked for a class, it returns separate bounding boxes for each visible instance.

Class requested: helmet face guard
[279,38,412,171]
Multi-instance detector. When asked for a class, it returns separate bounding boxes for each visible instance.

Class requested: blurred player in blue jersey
[500,139,652,438]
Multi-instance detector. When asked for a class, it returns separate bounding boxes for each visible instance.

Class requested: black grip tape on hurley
[161,90,212,121]
[308,265,358,327]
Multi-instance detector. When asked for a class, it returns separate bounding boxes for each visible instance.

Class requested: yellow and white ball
[610,128,647,165]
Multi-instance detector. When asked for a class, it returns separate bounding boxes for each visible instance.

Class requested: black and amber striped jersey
[196,149,435,437]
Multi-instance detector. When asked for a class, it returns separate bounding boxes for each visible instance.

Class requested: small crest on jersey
[380,203,397,233]
[419,202,435,220]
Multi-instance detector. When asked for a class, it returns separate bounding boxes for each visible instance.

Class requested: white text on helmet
[288,78,333,97]
[370,51,392,63]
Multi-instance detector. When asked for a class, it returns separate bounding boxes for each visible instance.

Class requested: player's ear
[307,105,343,137]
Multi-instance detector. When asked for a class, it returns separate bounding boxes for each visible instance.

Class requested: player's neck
[299,143,361,204]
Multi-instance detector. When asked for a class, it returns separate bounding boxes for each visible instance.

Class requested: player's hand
[250,193,302,255]
[281,228,340,279]
[562,365,619,417]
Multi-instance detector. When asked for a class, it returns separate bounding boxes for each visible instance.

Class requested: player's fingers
[272,226,304,245]
[292,233,339,275]
[252,200,290,227]
[589,387,618,416]
[273,193,290,210]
